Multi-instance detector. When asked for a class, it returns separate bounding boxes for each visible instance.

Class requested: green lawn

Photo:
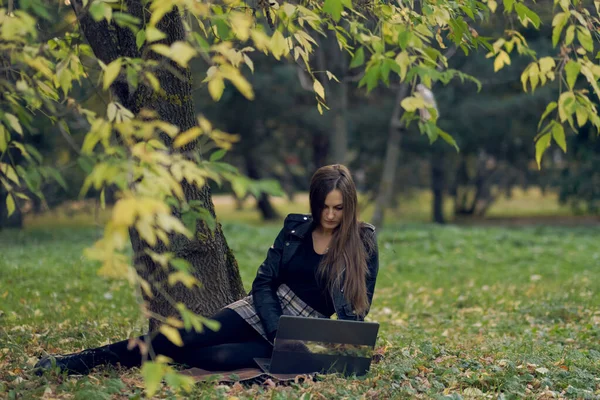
[1,218,600,398]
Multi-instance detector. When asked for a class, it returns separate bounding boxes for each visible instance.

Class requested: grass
[24,186,579,229]
[2,196,600,399]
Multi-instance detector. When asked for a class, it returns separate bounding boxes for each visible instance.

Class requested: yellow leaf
[170,42,196,68]
[208,76,225,101]
[220,65,254,100]
[145,27,166,43]
[326,71,340,82]
[141,362,165,398]
[145,72,161,91]
[230,12,252,42]
[173,127,203,148]
[313,79,325,100]
[199,116,212,133]
[575,107,588,127]
[166,317,184,329]
[107,102,117,122]
[395,52,411,82]
[0,163,19,185]
[0,126,7,152]
[168,271,199,288]
[5,113,23,136]
[538,57,555,74]
[243,54,254,73]
[112,198,137,227]
[159,325,183,346]
[400,96,426,112]
[494,51,510,72]
[103,59,122,90]
[270,31,288,60]
[251,29,270,53]
[488,0,497,13]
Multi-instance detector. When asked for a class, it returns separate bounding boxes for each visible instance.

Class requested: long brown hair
[310,164,374,316]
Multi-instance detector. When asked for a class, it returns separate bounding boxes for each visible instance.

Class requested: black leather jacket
[251,213,379,341]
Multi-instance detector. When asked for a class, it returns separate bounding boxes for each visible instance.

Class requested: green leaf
[359,66,380,92]
[503,0,515,12]
[171,258,191,273]
[515,3,540,29]
[398,29,411,50]
[552,12,569,47]
[209,149,226,162]
[193,207,216,232]
[551,122,567,152]
[103,59,122,90]
[564,60,580,90]
[577,27,594,52]
[558,91,576,122]
[535,132,551,169]
[349,47,365,69]
[136,30,146,49]
[126,66,138,90]
[141,362,165,398]
[6,194,15,216]
[89,1,109,21]
[323,0,343,22]
[199,316,222,332]
[538,102,557,129]
[46,167,67,190]
[437,128,459,152]
[564,25,575,46]
[164,372,195,394]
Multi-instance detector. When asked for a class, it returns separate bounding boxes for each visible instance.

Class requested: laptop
[254,315,379,376]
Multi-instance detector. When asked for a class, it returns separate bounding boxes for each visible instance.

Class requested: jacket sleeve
[364,229,379,317]
[251,227,285,342]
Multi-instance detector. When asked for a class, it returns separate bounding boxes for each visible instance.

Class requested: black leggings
[86,308,272,371]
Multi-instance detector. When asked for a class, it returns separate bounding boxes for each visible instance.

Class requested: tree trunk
[431,153,445,224]
[315,34,348,165]
[371,83,410,228]
[312,134,330,168]
[73,1,246,331]
[244,153,279,221]
[331,81,348,164]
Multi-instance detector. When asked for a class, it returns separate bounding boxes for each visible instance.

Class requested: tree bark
[331,81,348,164]
[73,1,246,331]
[371,83,410,228]
[315,35,348,165]
[431,153,445,224]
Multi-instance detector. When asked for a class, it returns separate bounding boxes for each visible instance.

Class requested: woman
[35,164,379,375]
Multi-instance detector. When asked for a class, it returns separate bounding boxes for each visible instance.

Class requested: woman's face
[320,189,343,230]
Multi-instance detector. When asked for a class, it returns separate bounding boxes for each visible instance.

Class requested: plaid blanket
[226,284,326,343]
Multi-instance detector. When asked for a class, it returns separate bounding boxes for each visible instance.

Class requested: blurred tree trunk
[431,153,445,224]
[331,81,348,164]
[372,84,410,228]
[73,1,246,331]
[244,153,279,221]
[312,134,330,168]
[316,35,348,165]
